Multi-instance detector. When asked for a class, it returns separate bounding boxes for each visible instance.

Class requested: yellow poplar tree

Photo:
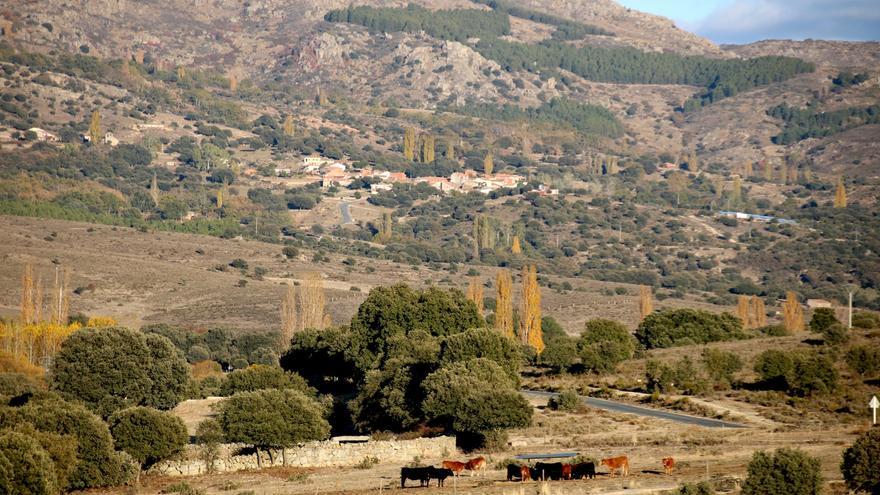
[483,151,494,176]
[283,115,295,137]
[782,291,804,333]
[639,285,653,321]
[420,134,435,163]
[495,269,514,338]
[466,276,484,314]
[750,296,766,328]
[511,235,522,254]
[743,161,753,177]
[88,110,102,143]
[20,263,35,326]
[280,283,297,348]
[228,73,238,92]
[520,265,543,353]
[150,172,160,206]
[298,272,326,331]
[737,295,752,328]
[763,161,773,181]
[834,177,847,208]
[403,128,417,161]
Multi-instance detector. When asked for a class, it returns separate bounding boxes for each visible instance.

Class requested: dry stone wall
[151,436,457,476]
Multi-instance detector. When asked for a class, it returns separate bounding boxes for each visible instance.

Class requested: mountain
[1,0,878,317]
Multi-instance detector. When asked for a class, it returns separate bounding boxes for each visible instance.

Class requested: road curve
[522,389,748,429]
[340,202,353,225]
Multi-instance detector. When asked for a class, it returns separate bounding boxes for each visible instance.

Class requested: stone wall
[151,436,457,476]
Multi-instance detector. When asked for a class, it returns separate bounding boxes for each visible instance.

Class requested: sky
[616,0,880,44]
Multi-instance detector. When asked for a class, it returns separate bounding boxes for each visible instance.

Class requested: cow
[662,457,675,475]
[400,467,433,487]
[534,462,565,480]
[561,463,573,480]
[600,456,630,477]
[430,467,454,487]
[572,462,596,480]
[465,456,486,476]
[441,460,466,476]
[506,464,531,481]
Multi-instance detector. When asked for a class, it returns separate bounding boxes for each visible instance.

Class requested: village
[274,155,544,196]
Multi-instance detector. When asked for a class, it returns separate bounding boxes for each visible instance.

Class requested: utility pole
[848,291,853,329]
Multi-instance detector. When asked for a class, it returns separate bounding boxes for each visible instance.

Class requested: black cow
[572,461,596,480]
[507,464,531,481]
[401,467,432,487]
[431,467,454,487]
[534,462,564,481]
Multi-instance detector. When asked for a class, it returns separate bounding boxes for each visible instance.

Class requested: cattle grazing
[561,463,573,480]
[600,456,630,477]
[465,456,486,476]
[534,462,565,480]
[401,467,434,487]
[430,467,454,487]
[506,464,531,481]
[572,461,596,480]
[662,457,675,475]
[441,460,466,476]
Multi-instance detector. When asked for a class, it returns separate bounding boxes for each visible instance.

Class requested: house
[387,172,408,183]
[658,162,678,172]
[416,176,452,192]
[806,299,833,309]
[103,132,119,146]
[718,211,798,225]
[370,183,393,194]
[321,168,351,188]
[303,156,331,167]
[28,127,59,142]
[274,167,294,176]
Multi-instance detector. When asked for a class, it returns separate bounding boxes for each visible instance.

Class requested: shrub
[219,365,314,396]
[841,428,880,495]
[670,482,715,495]
[635,309,745,349]
[852,312,880,329]
[809,308,838,334]
[548,389,580,412]
[701,348,743,388]
[758,324,789,337]
[218,389,330,467]
[196,419,224,473]
[0,372,42,397]
[421,359,531,438]
[10,397,134,489]
[50,327,189,416]
[540,336,578,373]
[645,357,708,395]
[109,407,188,472]
[845,345,880,377]
[821,323,849,345]
[577,318,635,374]
[440,328,521,379]
[742,448,822,495]
[754,350,837,396]
[0,430,57,495]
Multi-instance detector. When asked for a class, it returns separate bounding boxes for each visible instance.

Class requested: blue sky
[616,0,880,44]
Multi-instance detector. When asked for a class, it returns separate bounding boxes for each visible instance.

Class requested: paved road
[339,202,353,224]
[523,390,748,429]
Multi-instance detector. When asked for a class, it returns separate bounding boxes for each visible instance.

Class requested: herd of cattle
[401,455,677,487]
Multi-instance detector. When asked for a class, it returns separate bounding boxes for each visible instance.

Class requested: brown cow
[506,464,531,481]
[561,463,573,480]
[441,460,466,476]
[600,456,630,477]
[465,456,486,476]
[662,457,675,475]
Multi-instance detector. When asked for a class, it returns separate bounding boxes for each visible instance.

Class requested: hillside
[0,0,878,311]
